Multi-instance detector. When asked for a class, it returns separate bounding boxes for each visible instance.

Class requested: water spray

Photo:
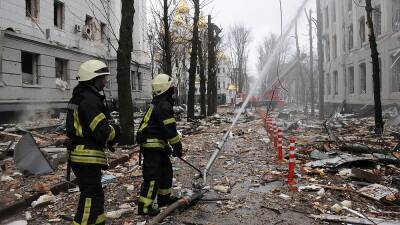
[200,0,311,187]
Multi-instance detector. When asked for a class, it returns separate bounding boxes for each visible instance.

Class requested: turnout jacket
[137,94,181,149]
[66,84,117,168]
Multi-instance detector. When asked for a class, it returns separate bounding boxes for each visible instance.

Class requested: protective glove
[171,142,183,158]
[109,124,120,143]
[165,145,172,156]
[107,124,120,152]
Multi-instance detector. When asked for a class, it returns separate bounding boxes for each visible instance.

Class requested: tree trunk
[207,15,215,116]
[117,0,135,145]
[316,0,325,119]
[162,0,172,75]
[365,0,384,134]
[308,9,315,117]
[198,39,207,117]
[187,0,200,120]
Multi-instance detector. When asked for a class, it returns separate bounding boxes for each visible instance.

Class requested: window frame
[55,58,68,82]
[54,0,65,30]
[21,51,40,85]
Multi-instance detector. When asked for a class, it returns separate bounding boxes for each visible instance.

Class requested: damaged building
[0,0,151,122]
[321,0,400,113]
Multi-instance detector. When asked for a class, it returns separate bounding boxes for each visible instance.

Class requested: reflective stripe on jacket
[66,84,116,168]
[137,94,181,149]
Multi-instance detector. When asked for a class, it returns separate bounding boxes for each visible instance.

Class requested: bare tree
[117,0,135,145]
[187,0,200,120]
[198,32,207,117]
[256,33,291,94]
[294,22,307,115]
[162,0,173,75]
[365,0,383,134]
[306,9,315,117]
[227,24,251,94]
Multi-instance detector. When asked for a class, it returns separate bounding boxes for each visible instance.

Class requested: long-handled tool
[178,156,202,177]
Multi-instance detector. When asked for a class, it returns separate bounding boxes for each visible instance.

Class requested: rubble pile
[1,107,399,224]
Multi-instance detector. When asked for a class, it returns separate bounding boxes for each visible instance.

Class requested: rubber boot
[138,201,160,216]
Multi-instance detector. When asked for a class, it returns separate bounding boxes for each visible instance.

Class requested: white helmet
[152,74,175,96]
[77,60,110,82]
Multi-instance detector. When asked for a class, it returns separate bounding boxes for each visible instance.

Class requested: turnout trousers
[138,148,173,214]
[71,164,105,225]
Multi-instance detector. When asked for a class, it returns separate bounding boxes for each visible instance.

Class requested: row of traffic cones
[257,110,296,187]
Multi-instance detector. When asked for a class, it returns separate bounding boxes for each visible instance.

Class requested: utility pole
[365,0,383,134]
[187,0,200,120]
[306,9,315,118]
[316,0,325,119]
[117,0,135,145]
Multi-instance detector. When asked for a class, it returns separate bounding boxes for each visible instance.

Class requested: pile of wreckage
[269,105,400,224]
[0,107,253,224]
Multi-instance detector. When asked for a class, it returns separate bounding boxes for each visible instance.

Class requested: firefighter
[136,73,183,216]
[66,59,120,225]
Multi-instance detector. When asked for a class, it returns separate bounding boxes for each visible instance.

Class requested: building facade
[216,59,235,105]
[0,0,151,120]
[320,0,400,112]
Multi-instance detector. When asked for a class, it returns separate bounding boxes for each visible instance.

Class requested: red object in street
[277,129,283,162]
[288,137,296,186]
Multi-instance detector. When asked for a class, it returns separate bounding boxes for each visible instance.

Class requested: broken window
[137,72,142,91]
[359,63,367,94]
[54,0,64,29]
[333,71,338,95]
[131,71,137,91]
[131,71,142,91]
[393,0,400,32]
[55,58,68,81]
[349,24,354,50]
[325,7,329,28]
[374,4,381,36]
[83,15,96,40]
[392,55,400,92]
[359,16,366,44]
[333,35,337,58]
[326,73,331,95]
[349,66,355,94]
[100,22,107,42]
[26,0,39,19]
[21,52,39,85]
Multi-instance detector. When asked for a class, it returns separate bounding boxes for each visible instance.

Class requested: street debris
[31,194,56,208]
[13,133,55,175]
[1,107,400,224]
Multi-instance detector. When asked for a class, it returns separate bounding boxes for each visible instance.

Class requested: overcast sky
[203,0,316,76]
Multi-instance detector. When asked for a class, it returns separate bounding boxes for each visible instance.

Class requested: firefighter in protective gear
[66,59,120,225]
[136,73,183,216]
